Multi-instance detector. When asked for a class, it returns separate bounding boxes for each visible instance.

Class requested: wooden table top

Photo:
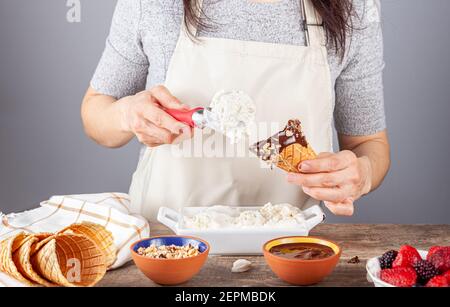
[98,223,450,287]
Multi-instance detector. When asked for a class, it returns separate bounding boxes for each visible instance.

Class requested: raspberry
[427,246,448,261]
[425,276,449,287]
[392,245,422,268]
[442,270,450,283]
[379,250,398,269]
[428,249,450,273]
[380,267,417,287]
[413,260,439,283]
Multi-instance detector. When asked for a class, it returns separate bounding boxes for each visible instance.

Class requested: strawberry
[428,249,450,273]
[425,276,449,287]
[427,246,449,261]
[380,267,417,287]
[442,270,450,283]
[392,245,422,268]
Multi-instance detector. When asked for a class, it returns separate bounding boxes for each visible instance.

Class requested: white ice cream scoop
[166,90,255,143]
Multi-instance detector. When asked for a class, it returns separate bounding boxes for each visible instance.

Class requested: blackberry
[413,260,439,283]
[379,250,398,269]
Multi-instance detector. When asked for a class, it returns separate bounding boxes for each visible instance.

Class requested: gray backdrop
[0,0,449,224]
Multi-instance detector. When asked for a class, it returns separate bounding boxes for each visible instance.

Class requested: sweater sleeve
[334,0,386,136]
[90,0,149,99]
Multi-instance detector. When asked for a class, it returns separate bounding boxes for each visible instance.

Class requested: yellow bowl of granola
[130,235,210,285]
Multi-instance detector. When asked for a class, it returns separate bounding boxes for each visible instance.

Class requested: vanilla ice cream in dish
[158,204,325,254]
[206,90,256,143]
[182,203,309,230]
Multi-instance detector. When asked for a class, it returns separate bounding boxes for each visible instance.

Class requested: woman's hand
[119,85,193,147]
[287,151,373,216]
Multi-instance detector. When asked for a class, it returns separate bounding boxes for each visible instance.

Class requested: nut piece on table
[232,259,252,273]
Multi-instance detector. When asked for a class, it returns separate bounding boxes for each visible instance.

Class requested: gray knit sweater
[91,0,386,136]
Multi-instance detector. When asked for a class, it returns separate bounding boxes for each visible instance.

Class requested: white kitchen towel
[0,193,150,287]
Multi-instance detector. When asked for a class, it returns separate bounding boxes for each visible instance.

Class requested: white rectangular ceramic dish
[157,205,325,255]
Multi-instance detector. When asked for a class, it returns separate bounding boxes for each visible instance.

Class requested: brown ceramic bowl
[263,236,341,286]
[130,235,210,285]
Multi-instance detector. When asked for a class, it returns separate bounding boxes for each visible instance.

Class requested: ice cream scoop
[166,107,234,129]
[166,90,256,143]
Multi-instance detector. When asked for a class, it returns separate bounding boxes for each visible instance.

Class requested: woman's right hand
[119,85,193,147]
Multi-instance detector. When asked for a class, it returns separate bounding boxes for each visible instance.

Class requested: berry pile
[378,245,450,287]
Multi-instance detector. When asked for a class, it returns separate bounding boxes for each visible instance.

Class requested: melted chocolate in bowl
[269,243,335,260]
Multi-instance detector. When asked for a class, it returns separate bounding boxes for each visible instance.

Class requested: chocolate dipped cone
[250,119,316,173]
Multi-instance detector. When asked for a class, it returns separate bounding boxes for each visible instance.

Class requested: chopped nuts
[137,244,200,259]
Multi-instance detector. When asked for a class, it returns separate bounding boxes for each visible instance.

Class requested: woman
[81,0,390,220]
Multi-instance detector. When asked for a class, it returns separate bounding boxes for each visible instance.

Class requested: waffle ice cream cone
[31,234,107,287]
[12,233,56,287]
[59,222,116,268]
[30,233,55,255]
[250,119,316,173]
[0,233,35,285]
[277,143,317,173]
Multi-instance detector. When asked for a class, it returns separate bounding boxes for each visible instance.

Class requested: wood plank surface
[98,224,450,287]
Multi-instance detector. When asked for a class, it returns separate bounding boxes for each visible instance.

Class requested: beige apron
[129,0,333,221]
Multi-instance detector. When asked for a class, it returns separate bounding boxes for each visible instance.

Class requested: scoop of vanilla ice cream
[234,210,266,228]
[208,90,256,143]
[260,203,306,227]
[183,211,234,230]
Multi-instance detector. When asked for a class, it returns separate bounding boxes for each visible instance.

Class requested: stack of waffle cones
[0,222,116,287]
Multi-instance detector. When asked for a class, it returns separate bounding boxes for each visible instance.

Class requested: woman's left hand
[287,151,372,216]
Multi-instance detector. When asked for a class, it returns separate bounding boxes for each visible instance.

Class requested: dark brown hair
[182,0,355,55]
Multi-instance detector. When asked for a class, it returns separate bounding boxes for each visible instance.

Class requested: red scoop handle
[166,107,204,128]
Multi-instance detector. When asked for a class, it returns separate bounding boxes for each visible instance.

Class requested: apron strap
[301,0,326,47]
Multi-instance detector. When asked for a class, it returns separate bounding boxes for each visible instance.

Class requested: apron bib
[129,0,333,221]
